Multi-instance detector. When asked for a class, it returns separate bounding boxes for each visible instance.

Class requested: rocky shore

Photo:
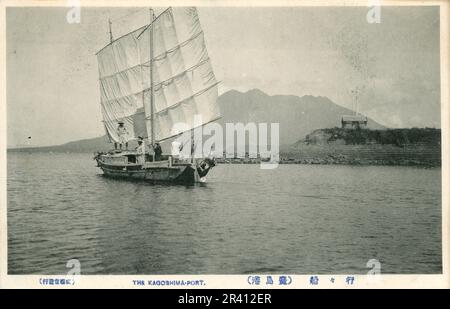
[216,143,441,167]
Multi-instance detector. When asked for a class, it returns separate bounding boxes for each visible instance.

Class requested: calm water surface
[8,152,442,274]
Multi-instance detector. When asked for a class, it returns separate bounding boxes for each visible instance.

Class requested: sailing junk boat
[94,7,220,184]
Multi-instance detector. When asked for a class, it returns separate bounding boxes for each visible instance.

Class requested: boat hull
[94,151,217,184]
[98,162,200,184]
[95,153,203,184]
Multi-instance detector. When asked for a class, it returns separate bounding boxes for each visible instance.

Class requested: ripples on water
[7,152,442,274]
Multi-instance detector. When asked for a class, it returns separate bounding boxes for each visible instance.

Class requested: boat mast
[108,19,113,43]
[103,18,114,144]
[149,9,155,148]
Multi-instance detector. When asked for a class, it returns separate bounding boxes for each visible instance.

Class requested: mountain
[217,89,384,146]
[8,89,385,153]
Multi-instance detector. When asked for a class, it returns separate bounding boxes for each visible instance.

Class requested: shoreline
[216,143,441,167]
[8,144,441,167]
[215,159,440,167]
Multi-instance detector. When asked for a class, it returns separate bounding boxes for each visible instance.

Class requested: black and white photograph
[1,0,448,289]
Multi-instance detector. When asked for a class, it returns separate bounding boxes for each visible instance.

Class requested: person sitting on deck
[115,121,129,150]
[153,142,162,161]
[135,136,146,165]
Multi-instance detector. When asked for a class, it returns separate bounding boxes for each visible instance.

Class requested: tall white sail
[96,7,220,143]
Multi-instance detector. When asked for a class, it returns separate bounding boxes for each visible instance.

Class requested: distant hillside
[8,135,117,153]
[9,88,386,153]
[284,127,441,166]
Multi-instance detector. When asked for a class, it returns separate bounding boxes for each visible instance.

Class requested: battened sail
[96,7,220,143]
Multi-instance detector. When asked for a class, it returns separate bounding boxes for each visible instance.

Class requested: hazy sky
[6,6,440,147]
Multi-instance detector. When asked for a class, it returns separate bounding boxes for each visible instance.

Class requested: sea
[7,152,442,274]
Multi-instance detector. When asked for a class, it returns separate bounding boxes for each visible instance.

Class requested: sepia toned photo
[1,0,448,289]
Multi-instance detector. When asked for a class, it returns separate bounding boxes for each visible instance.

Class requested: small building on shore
[341,115,368,129]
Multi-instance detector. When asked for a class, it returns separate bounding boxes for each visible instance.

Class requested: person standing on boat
[115,121,129,150]
[153,142,162,161]
[136,136,146,165]
[171,140,183,160]
[171,140,181,160]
